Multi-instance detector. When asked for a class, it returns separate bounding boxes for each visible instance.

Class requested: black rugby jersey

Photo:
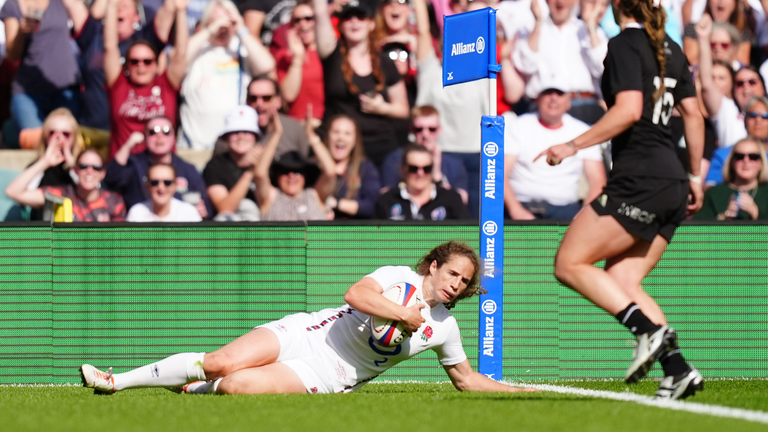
[601,26,697,180]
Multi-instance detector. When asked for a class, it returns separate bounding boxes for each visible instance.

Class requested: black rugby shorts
[591,177,689,243]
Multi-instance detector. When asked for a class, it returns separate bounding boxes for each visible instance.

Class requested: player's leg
[214,363,308,395]
[81,328,281,393]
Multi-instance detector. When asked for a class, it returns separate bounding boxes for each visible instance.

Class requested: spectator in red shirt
[5,145,126,222]
[105,0,189,159]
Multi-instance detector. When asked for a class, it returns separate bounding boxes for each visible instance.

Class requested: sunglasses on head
[292,15,314,24]
[710,42,731,50]
[246,93,274,103]
[746,111,768,120]
[413,126,438,133]
[148,124,172,136]
[77,163,104,171]
[128,58,155,66]
[149,179,175,187]
[733,152,761,162]
[735,78,759,88]
[48,129,72,139]
[407,164,433,174]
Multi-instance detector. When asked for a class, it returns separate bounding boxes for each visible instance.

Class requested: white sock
[212,378,224,394]
[113,352,207,391]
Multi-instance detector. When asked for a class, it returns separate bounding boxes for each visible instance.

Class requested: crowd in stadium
[1,0,768,222]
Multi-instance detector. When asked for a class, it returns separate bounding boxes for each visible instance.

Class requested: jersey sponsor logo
[617,202,656,224]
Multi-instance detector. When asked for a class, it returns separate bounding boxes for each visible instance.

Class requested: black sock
[660,349,689,376]
[615,303,662,336]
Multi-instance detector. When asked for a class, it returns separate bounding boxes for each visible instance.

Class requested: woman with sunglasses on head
[274,0,325,126]
[126,163,202,222]
[104,0,189,160]
[695,136,768,220]
[376,144,469,220]
[6,144,126,222]
[536,0,705,400]
[178,0,275,150]
[320,114,381,219]
[313,0,409,168]
[254,109,337,221]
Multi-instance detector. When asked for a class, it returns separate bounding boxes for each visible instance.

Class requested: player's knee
[553,253,575,285]
[203,352,232,380]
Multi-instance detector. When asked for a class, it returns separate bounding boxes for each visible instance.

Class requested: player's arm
[677,95,705,214]
[535,90,642,165]
[443,360,537,393]
[344,277,425,333]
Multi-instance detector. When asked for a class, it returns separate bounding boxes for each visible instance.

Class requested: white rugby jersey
[305,266,468,391]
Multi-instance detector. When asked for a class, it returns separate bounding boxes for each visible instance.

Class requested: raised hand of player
[400,303,426,334]
[534,141,577,166]
[695,14,713,40]
[686,180,704,215]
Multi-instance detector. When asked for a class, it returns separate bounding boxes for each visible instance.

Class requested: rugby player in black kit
[535,0,705,400]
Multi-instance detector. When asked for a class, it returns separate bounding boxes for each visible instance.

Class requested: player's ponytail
[617,0,668,103]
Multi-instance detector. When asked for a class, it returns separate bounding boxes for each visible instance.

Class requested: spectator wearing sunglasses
[375,0,418,112]
[241,75,311,157]
[376,144,470,220]
[177,0,275,151]
[126,163,203,222]
[62,0,176,138]
[503,80,606,221]
[379,105,468,203]
[6,146,126,222]
[273,0,324,125]
[313,0,409,167]
[104,0,190,160]
[706,96,768,186]
[695,137,768,220]
[105,116,212,218]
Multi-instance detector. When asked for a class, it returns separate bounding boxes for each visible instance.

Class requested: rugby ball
[370,282,422,347]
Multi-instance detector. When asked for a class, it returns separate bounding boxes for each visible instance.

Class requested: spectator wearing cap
[126,163,203,222]
[379,105,468,203]
[273,0,325,126]
[313,0,409,167]
[512,0,607,125]
[203,106,264,221]
[177,0,275,150]
[62,0,176,137]
[105,116,212,218]
[376,144,470,220]
[239,75,311,157]
[253,111,336,220]
[503,81,606,220]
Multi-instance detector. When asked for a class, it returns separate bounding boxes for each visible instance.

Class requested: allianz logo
[450,36,485,56]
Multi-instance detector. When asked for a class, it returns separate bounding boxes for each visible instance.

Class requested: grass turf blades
[1,380,767,432]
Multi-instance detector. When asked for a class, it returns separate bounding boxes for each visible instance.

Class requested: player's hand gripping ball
[370,282,422,347]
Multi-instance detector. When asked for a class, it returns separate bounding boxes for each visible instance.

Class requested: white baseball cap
[219,106,262,139]
[536,75,569,98]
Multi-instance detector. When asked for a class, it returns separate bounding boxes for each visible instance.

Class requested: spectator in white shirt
[513,0,608,125]
[127,163,203,222]
[504,79,606,220]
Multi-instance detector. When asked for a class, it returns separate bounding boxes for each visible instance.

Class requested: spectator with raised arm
[1,0,81,149]
[253,111,337,221]
[376,144,470,220]
[513,0,608,125]
[320,113,381,219]
[379,105,469,204]
[240,0,296,45]
[313,0,409,167]
[274,0,324,126]
[682,0,753,68]
[6,146,126,222]
[104,0,189,159]
[63,0,176,135]
[503,80,606,220]
[178,0,275,150]
[105,116,211,219]
[203,106,264,221]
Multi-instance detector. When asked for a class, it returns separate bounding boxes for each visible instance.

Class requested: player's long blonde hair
[615,0,667,102]
[416,241,485,309]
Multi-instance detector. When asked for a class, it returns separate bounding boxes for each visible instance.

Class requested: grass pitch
[2,380,767,432]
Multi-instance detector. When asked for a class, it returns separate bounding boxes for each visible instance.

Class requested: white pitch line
[504,381,768,425]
